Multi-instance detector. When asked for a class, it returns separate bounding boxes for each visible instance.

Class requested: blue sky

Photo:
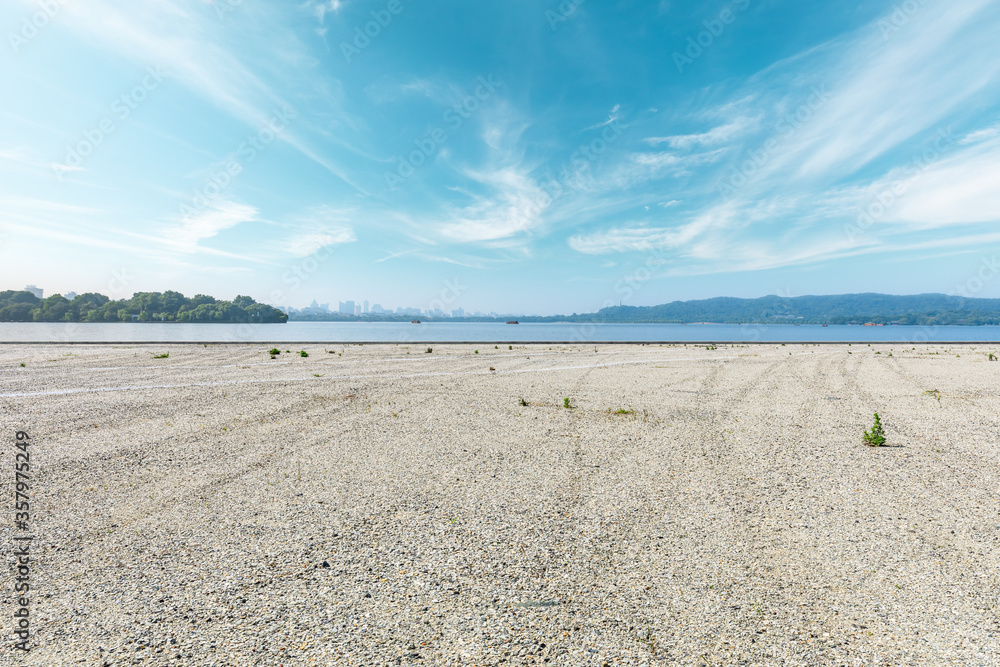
[2,0,999,315]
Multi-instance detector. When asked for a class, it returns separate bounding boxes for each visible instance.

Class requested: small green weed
[426,347,433,353]
[639,626,658,655]
[299,350,309,357]
[269,348,281,355]
[612,407,634,415]
[989,353,997,361]
[519,397,529,406]
[563,397,574,409]
[863,412,886,447]
[153,352,169,359]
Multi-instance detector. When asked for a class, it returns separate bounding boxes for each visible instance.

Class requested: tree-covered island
[0,290,287,323]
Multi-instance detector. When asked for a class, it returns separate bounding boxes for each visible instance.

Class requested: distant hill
[550,293,1000,325]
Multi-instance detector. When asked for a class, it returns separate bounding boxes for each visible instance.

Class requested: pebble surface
[1,342,998,665]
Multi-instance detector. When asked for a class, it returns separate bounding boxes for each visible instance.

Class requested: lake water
[2,322,999,343]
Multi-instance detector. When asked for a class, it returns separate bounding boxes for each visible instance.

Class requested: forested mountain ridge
[567,293,1000,325]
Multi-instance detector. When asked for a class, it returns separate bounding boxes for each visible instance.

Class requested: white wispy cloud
[959,123,1000,145]
[438,164,549,243]
[281,205,357,257]
[55,0,365,192]
[585,104,622,130]
[758,0,1000,184]
[567,0,1000,275]
[174,201,258,251]
[311,0,345,23]
[431,107,553,244]
[644,117,756,150]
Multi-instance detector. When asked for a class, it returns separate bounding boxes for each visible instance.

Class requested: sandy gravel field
[1,342,998,666]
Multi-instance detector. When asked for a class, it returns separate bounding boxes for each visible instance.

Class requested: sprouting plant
[989,353,997,361]
[269,348,281,355]
[153,352,169,359]
[299,350,309,357]
[563,397,574,409]
[863,412,886,447]
[19,363,25,367]
[613,407,635,415]
[519,397,529,407]
[474,350,479,354]
[494,345,498,349]
[639,626,658,655]
[509,345,513,350]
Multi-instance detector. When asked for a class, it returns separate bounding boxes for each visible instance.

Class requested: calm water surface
[1,322,998,343]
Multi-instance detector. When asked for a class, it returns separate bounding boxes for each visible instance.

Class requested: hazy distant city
[290,298,520,320]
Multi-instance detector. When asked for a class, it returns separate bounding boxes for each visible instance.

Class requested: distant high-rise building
[65,291,78,301]
[23,285,43,299]
[371,304,384,314]
[354,304,361,316]
[339,300,355,315]
[363,299,369,314]
[310,299,320,310]
[452,307,464,318]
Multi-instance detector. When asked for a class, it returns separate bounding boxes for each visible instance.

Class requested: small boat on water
[411,319,421,324]
[506,320,519,324]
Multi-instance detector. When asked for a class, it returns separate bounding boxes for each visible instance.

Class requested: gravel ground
[1,342,998,666]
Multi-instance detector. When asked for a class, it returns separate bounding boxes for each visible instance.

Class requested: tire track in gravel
[879,353,1000,446]
[657,352,848,656]
[565,353,787,660]
[837,354,1000,538]
[513,360,598,596]
[636,353,796,660]
[745,352,1000,658]
[37,372,392,555]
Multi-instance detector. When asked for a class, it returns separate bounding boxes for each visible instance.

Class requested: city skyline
[3,1,1000,315]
